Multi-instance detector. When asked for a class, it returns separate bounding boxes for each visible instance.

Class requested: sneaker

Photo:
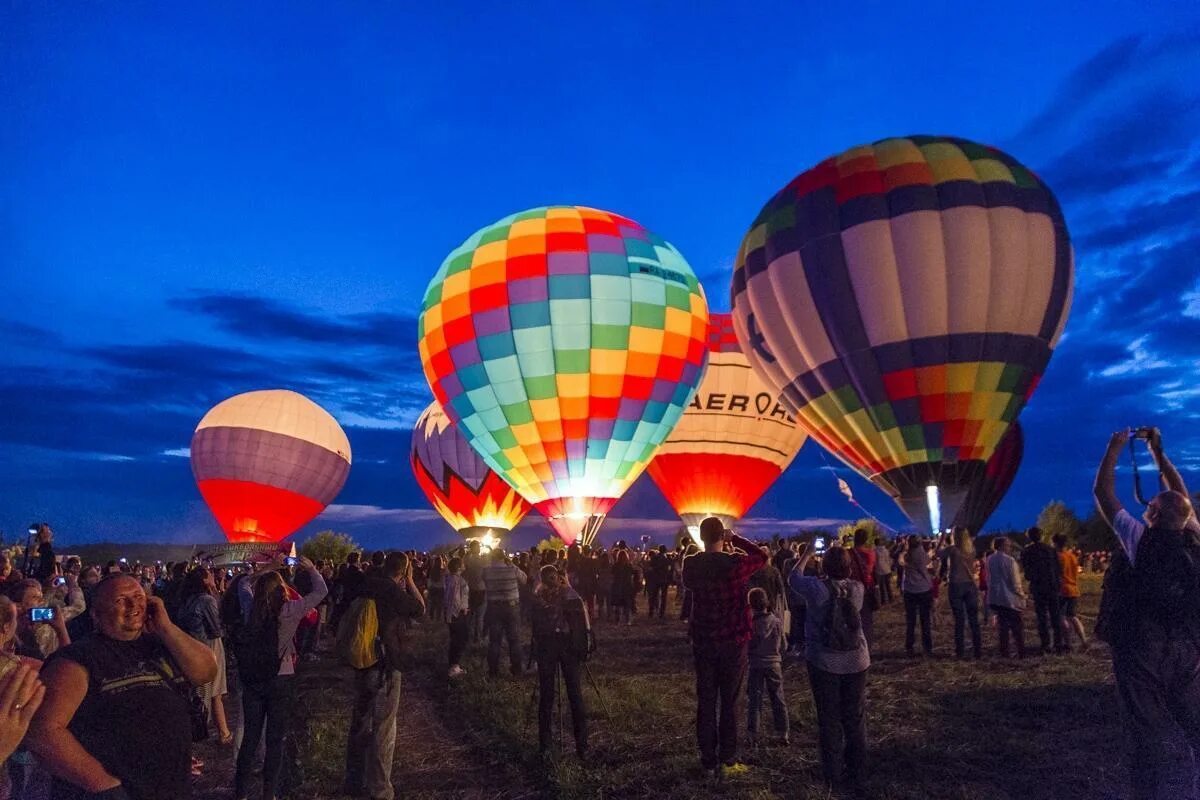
[720,762,750,779]
[448,665,465,678]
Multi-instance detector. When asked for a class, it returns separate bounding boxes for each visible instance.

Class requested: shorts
[1060,596,1078,617]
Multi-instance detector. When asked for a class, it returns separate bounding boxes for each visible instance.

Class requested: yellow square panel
[442,270,472,299]
[874,138,925,169]
[510,422,539,447]
[529,398,560,422]
[555,373,590,398]
[664,306,692,334]
[976,362,1005,390]
[471,239,508,267]
[509,217,548,238]
[945,363,978,393]
[629,326,664,354]
[591,350,627,376]
[972,159,1015,184]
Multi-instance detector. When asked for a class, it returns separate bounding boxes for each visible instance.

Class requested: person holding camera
[9,580,71,661]
[1094,428,1200,800]
[681,517,767,777]
[530,564,591,759]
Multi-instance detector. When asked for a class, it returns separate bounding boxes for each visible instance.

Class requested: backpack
[819,579,862,652]
[532,593,593,661]
[233,616,281,685]
[1097,527,1200,647]
[334,596,380,670]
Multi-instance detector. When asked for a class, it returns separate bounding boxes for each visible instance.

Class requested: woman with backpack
[234,556,327,800]
[787,543,869,793]
[177,566,234,745]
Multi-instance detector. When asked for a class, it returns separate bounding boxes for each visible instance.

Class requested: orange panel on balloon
[647,453,784,524]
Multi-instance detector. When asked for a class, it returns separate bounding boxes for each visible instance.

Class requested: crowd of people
[0,429,1196,799]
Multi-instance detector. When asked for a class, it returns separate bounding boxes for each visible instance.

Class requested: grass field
[200,575,1134,800]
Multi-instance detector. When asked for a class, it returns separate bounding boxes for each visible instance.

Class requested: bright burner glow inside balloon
[418,206,709,546]
[926,484,941,534]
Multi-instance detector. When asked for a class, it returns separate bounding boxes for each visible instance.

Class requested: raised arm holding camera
[1093,427,1200,800]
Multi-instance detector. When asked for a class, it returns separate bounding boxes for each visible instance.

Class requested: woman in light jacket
[234,557,327,800]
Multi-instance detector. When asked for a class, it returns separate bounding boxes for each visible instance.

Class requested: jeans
[647,583,669,618]
[468,589,486,642]
[447,615,469,667]
[875,573,893,604]
[345,667,402,800]
[535,635,588,755]
[903,590,933,654]
[747,662,788,736]
[991,605,1025,657]
[693,640,749,768]
[236,675,297,800]
[1032,593,1066,652]
[947,582,982,657]
[1114,638,1200,800]
[486,601,523,676]
[807,664,867,785]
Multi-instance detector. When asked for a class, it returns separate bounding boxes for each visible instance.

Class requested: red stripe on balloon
[196,478,327,543]
[647,452,785,523]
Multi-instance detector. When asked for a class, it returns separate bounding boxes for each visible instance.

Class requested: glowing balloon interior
[418,206,709,545]
[410,401,531,539]
[191,390,351,543]
[731,135,1072,533]
[647,313,807,537]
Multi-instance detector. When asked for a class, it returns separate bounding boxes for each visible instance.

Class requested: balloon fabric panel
[953,421,1023,534]
[731,136,1071,507]
[410,402,531,536]
[418,206,709,545]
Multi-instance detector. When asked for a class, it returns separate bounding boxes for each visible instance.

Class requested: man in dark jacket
[1095,428,1200,800]
[344,552,425,800]
[681,517,766,777]
[1019,527,1066,654]
[645,546,672,619]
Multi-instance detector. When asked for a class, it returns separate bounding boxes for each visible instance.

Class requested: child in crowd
[747,587,789,745]
[444,557,470,678]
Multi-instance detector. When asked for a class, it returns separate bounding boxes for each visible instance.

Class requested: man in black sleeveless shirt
[26,574,217,800]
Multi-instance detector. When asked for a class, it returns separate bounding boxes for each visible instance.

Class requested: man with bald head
[26,573,217,800]
[1095,428,1200,800]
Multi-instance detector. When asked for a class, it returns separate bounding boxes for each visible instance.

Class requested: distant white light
[926,485,941,534]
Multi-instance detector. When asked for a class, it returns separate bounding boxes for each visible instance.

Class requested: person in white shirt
[985,538,1026,658]
[1094,428,1200,800]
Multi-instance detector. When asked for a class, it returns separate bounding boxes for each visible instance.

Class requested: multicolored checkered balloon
[418,206,710,546]
[731,136,1072,532]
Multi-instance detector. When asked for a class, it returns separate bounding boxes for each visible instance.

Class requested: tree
[535,537,565,552]
[1036,501,1082,546]
[1077,510,1118,552]
[299,530,360,564]
[835,519,886,547]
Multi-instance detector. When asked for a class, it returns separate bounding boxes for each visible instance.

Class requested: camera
[27,607,56,624]
[285,556,298,567]
[1129,427,1156,441]
[53,576,67,587]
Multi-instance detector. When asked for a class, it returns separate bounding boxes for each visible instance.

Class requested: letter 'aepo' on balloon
[190,390,352,543]
[418,206,709,546]
[731,136,1071,532]
[647,313,807,544]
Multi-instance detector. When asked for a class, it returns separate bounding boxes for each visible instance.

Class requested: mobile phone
[226,569,234,578]
[285,556,298,566]
[27,607,56,623]
[53,576,67,587]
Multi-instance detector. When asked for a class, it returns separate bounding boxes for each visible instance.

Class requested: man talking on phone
[682,517,767,778]
[26,573,217,800]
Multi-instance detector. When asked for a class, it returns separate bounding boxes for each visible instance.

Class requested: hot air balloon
[953,421,1023,534]
[646,313,807,544]
[411,401,531,543]
[191,390,351,543]
[418,206,710,546]
[731,136,1072,533]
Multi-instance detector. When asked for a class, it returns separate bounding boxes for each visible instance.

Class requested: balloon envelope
[191,390,351,543]
[411,401,531,539]
[953,421,1023,534]
[647,313,807,541]
[731,136,1072,532]
[418,206,709,545]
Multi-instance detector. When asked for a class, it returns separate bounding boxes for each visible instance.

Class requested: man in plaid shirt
[682,516,767,775]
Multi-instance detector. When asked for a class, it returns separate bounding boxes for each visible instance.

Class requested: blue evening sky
[3,2,1199,549]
